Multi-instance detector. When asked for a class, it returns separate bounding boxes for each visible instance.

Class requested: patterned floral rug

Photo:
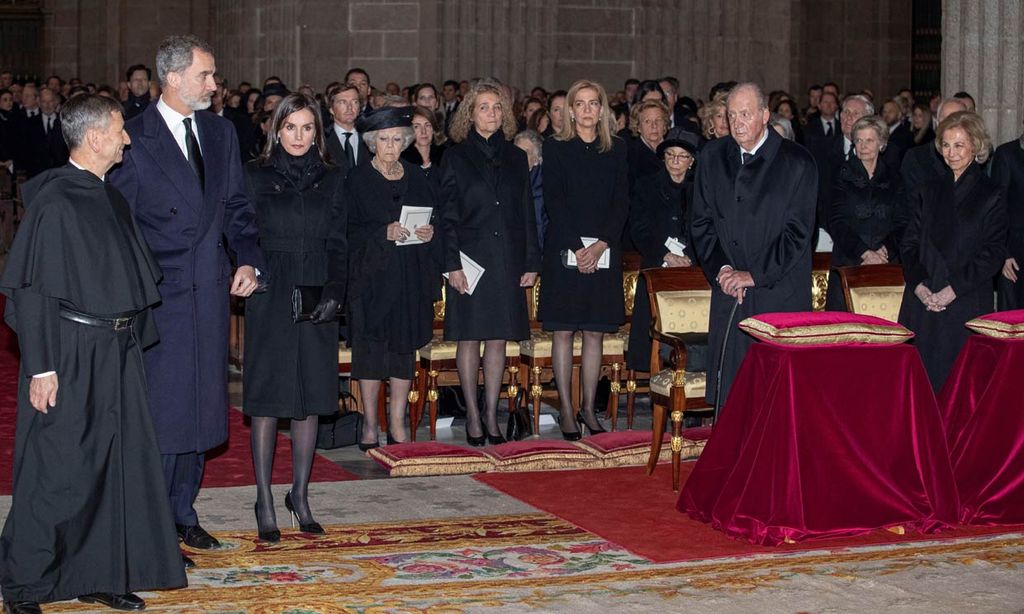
[41,514,1024,613]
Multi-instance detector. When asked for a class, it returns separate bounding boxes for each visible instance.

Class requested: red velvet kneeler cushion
[367,442,495,477]
[575,429,712,467]
[966,310,1024,338]
[739,312,913,346]
[486,440,599,472]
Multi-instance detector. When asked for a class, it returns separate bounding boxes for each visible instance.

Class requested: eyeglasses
[665,153,693,162]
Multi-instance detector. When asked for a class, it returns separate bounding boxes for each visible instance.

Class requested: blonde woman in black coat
[440,79,540,445]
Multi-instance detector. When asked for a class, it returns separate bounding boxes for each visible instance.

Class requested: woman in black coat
[346,107,441,447]
[243,93,346,542]
[401,105,447,178]
[627,128,698,373]
[826,115,908,309]
[899,111,1007,392]
[540,79,630,439]
[992,133,1024,310]
[440,80,540,446]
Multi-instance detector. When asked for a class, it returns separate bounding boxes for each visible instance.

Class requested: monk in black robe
[0,95,186,613]
[690,83,817,408]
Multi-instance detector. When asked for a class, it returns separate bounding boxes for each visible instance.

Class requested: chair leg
[377,384,387,433]
[607,362,621,431]
[647,401,666,475]
[408,369,422,442]
[506,364,520,415]
[625,370,637,430]
[530,365,542,437]
[427,369,439,440]
[671,409,684,491]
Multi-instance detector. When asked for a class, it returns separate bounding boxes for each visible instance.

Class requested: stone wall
[38,0,914,105]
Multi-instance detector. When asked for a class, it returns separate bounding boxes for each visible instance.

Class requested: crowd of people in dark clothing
[0,42,1022,612]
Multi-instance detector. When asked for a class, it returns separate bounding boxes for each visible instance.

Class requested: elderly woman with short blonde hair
[899,111,1006,391]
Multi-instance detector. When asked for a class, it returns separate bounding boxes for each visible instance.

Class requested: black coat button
[493,231,500,237]
[171,207,178,215]
[736,196,743,202]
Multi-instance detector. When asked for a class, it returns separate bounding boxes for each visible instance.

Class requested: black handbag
[291,285,342,323]
[316,391,361,449]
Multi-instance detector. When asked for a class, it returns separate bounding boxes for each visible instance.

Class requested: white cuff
[32,371,56,378]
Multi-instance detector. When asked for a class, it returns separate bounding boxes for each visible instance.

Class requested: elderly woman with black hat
[345,106,442,447]
[627,127,699,374]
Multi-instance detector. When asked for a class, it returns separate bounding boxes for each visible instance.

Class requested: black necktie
[183,117,205,188]
[742,152,753,165]
[825,121,834,138]
[45,116,52,134]
[343,132,355,167]
[847,141,854,161]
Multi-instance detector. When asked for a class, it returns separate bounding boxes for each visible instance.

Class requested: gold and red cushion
[485,440,599,472]
[367,443,494,477]
[739,312,913,346]
[966,310,1024,339]
[575,429,711,467]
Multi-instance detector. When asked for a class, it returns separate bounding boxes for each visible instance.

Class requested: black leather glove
[310,298,340,324]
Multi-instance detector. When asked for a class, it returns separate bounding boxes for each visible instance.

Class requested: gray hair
[60,93,123,150]
[936,97,969,122]
[851,115,890,148]
[768,114,795,141]
[727,82,768,110]
[514,129,544,164]
[156,35,214,85]
[843,94,875,116]
[362,127,415,153]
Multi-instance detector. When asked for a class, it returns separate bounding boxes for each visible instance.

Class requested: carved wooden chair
[837,264,906,322]
[642,267,713,490]
[414,286,522,441]
[812,252,832,312]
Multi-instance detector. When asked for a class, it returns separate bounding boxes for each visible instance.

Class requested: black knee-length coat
[898,163,1007,392]
[538,135,630,325]
[439,129,540,340]
[992,138,1024,310]
[627,168,696,370]
[242,149,347,418]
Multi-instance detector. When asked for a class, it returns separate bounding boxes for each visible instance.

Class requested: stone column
[943,0,1024,146]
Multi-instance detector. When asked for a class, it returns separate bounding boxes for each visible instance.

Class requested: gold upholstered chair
[837,264,906,323]
[642,267,712,491]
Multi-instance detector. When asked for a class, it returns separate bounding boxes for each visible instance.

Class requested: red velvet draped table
[940,335,1024,525]
[678,342,959,545]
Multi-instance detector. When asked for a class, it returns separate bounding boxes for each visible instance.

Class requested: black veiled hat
[657,127,699,158]
[355,106,413,133]
[261,82,290,99]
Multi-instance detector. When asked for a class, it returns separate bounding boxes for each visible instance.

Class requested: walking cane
[712,296,741,426]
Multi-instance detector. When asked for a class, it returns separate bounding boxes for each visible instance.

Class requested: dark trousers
[161,452,205,526]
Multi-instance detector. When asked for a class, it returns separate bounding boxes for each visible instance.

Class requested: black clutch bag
[291,285,342,323]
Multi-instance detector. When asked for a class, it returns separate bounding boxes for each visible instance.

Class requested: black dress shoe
[176,523,220,549]
[78,592,146,611]
[485,431,507,445]
[3,602,42,614]
[284,492,326,536]
[254,503,281,543]
[182,553,195,569]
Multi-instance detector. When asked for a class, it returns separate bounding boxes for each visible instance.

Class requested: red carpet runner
[0,295,357,494]
[476,464,1023,563]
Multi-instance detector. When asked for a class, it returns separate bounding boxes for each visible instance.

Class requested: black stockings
[251,414,322,529]
[359,378,412,443]
[551,330,605,432]
[457,340,507,437]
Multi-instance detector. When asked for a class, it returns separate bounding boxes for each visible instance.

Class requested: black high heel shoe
[465,417,487,447]
[558,413,582,441]
[284,492,325,535]
[576,411,606,435]
[358,440,379,451]
[254,503,280,543]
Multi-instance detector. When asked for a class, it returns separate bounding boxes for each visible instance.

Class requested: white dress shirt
[739,128,769,162]
[333,124,361,165]
[41,113,56,135]
[156,96,201,159]
[820,115,836,136]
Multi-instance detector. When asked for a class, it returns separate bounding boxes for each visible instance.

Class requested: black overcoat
[0,167,186,602]
[439,130,540,340]
[627,168,696,370]
[110,103,266,454]
[242,150,347,418]
[690,130,818,406]
[825,157,908,309]
[992,137,1024,310]
[345,160,441,353]
[538,135,630,326]
[900,140,946,195]
[898,163,1007,392]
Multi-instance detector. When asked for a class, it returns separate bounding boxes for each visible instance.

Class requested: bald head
[936,98,968,123]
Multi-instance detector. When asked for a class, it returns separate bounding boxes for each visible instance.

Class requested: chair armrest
[649,330,709,373]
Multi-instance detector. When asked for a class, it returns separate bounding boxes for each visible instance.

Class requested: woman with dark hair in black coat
[992,131,1024,310]
[627,129,698,373]
[899,112,1007,392]
[825,115,908,309]
[440,80,540,445]
[243,93,346,542]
